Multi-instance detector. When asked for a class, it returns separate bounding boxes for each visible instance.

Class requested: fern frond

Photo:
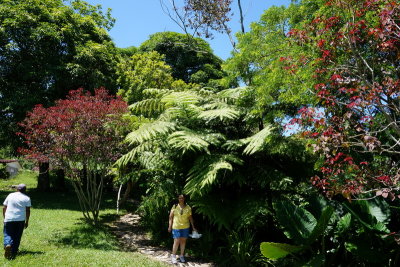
[197,108,240,122]
[115,140,161,167]
[125,121,176,145]
[242,125,274,155]
[184,154,243,196]
[158,105,202,121]
[222,139,246,151]
[168,130,211,154]
[129,99,165,116]
[142,88,172,97]
[217,87,248,101]
[161,91,200,107]
[137,150,170,170]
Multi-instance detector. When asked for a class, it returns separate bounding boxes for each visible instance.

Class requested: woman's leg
[179,237,187,256]
[172,238,180,255]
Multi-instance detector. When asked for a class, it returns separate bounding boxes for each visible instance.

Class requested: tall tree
[286,0,400,199]
[139,31,225,85]
[0,0,120,150]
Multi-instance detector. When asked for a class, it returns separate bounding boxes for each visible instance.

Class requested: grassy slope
[0,171,168,267]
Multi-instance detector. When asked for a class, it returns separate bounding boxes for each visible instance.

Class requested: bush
[0,164,7,179]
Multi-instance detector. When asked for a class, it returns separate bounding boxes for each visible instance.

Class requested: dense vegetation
[1,0,400,266]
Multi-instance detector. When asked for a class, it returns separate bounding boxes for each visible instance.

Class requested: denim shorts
[172,228,190,239]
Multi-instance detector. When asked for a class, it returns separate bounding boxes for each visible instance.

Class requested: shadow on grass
[50,213,121,251]
[18,250,45,256]
[0,189,119,213]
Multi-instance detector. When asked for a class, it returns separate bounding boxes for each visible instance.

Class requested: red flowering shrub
[19,88,128,223]
[288,0,400,199]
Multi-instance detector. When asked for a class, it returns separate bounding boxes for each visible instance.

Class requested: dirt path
[109,213,215,267]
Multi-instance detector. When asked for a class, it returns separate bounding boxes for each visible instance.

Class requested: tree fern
[116,140,163,167]
[216,87,248,102]
[129,98,165,116]
[161,91,201,107]
[168,130,225,155]
[142,88,172,98]
[242,124,274,155]
[197,107,240,122]
[184,154,243,196]
[168,130,210,154]
[125,120,176,145]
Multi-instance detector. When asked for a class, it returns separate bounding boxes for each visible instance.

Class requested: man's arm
[3,205,7,218]
[25,207,30,229]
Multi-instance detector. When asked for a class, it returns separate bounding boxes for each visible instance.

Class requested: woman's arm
[168,209,174,232]
[189,215,197,232]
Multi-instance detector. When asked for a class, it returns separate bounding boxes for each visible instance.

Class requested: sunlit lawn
[0,170,168,267]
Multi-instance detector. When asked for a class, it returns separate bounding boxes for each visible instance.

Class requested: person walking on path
[3,184,31,259]
[168,194,197,264]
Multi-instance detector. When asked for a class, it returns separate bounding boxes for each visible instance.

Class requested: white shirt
[3,192,31,222]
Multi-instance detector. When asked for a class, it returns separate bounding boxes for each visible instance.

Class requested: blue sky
[85,0,290,60]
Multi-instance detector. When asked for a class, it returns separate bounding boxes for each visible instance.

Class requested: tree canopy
[0,0,119,150]
[139,31,225,85]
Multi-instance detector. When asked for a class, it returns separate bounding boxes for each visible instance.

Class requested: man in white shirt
[3,184,31,259]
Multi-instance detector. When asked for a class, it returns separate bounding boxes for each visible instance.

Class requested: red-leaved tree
[19,88,128,224]
[287,0,400,200]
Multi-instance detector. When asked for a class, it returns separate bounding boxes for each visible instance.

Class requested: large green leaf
[306,206,334,244]
[260,242,303,260]
[274,200,317,244]
[336,213,352,234]
[343,202,389,233]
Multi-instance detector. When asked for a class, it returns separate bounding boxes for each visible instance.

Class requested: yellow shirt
[171,204,192,229]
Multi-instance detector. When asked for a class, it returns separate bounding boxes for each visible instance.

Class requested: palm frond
[125,121,176,145]
[197,107,240,122]
[242,125,274,155]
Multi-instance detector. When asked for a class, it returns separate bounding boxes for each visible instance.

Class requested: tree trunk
[120,180,133,206]
[37,162,50,192]
[55,169,66,192]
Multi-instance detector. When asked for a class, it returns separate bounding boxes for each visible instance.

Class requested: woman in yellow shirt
[168,194,197,264]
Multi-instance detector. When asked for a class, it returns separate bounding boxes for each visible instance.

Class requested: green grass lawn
[0,170,168,267]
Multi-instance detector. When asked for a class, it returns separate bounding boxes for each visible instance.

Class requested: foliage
[117,51,178,104]
[19,89,128,224]
[260,197,399,266]
[118,84,315,265]
[282,0,400,200]
[0,0,120,151]
[0,164,7,179]
[139,32,225,85]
